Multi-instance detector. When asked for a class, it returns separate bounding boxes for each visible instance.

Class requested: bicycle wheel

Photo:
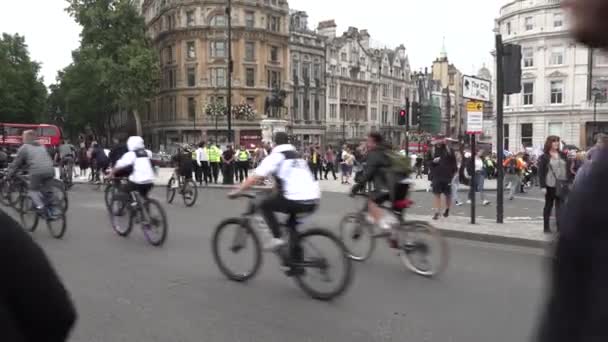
[0,179,10,206]
[104,183,116,211]
[19,196,39,232]
[339,213,375,262]
[141,198,168,246]
[182,179,198,207]
[109,196,132,237]
[397,221,449,277]
[46,211,67,239]
[7,182,23,208]
[212,218,262,282]
[293,228,353,301]
[166,177,176,204]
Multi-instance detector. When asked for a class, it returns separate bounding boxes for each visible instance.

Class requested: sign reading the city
[466,101,484,135]
[463,75,491,102]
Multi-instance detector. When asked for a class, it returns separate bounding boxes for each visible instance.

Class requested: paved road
[3,187,549,341]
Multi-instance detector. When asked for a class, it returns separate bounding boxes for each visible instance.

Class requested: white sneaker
[263,237,286,251]
[483,200,491,206]
[466,200,471,204]
[455,201,463,206]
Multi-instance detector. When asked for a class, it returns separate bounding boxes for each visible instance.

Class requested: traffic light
[411,102,420,126]
[398,108,407,126]
[503,44,522,94]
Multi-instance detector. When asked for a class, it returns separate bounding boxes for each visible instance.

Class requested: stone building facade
[141,0,290,149]
[288,10,326,148]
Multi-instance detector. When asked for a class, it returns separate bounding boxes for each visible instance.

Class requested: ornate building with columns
[141,0,290,150]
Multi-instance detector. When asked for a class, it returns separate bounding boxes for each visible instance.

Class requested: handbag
[548,162,570,199]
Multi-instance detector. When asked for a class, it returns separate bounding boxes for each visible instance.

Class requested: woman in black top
[537,135,571,233]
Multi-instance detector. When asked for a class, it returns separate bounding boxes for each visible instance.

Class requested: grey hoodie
[9,142,55,177]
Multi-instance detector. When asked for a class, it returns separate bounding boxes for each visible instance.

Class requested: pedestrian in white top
[196,142,210,186]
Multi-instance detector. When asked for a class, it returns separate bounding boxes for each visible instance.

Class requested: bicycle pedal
[283,267,305,277]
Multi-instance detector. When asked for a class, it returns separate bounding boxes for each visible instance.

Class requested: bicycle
[59,158,74,190]
[212,192,353,301]
[339,191,449,277]
[0,169,10,206]
[166,172,197,207]
[103,177,127,211]
[18,175,67,239]
[108,184,168,246]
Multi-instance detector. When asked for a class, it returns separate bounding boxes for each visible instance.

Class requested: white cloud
[0,0,504,86]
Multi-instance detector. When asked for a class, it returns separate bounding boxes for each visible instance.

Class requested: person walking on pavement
[465,150,491,206]
[222,145,235,185]
[537,136,571,233]
[503,152,526,200]
[208,143,221,184]
[430,136,457,220]
[195,142,210,186]
[235,145,250,183]
[324,145,337,180]
[307,146,321,181]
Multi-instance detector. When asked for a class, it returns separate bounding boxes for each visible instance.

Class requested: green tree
[0,33,47,123]
[65,0,159,136]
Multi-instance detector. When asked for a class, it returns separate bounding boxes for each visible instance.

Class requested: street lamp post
[592,87,604,144]
[226,0,233,143]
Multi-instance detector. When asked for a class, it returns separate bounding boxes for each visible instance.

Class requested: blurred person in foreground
[0,209,76,340]
[537,0,608,341]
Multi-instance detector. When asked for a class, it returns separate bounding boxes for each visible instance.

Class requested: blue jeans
[469,171,486,202]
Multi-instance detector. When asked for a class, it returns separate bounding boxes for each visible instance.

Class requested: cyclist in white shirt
[111,136,155,198]
[229,132,320,250]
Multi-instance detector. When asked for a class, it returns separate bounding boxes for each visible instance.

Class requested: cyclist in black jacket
[0,210,76,341]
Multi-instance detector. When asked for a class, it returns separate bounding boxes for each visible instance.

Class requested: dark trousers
[308,162,321,180]
[543,186,562,232]
[237,161,249,183]
[259,194,317,238]
[210,162,220,183]
[200,161,210,185]
[324,163,337,180]
[222,162,234,185]
[193,161,202,184]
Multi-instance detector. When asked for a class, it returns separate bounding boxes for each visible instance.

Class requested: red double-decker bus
[0,123,62,147]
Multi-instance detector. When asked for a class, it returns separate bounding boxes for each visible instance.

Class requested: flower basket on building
[233,103,256,121]
[204,102,227,117]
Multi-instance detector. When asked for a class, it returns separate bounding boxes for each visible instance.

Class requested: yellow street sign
[467,101,483,112]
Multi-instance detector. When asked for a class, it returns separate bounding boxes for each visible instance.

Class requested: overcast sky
[1,0,504,86]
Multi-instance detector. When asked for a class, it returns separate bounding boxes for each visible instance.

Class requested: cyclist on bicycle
[55,139,76,180]
[228,132,320,250]
[90,142,110,184]
[171,144,194,188]
[7,130,56,213]
[110,136,155,198]
[350,133,410,239]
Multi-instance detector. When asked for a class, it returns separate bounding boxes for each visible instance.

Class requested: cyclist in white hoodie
[111,136,155,198]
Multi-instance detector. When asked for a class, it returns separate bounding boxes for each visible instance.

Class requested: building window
[382,84,388,97]
[210,41,226,58]
[329,84,337,98]
[293,94,299,119]
[267,70,280,89]
[302,62,310,82]
[165,45,174,65]
[303,96,310,120]
[186,41,196,59]
[187,97,196,121]
[210,15,226,27]
[329,104,337,119]
[314,98,320,120]
[186,10,195,27]
[381,105,389,124]
[505,94,510,107]
[245,68,255,87]
[187,66,196,87]
[313,63,320,81]
[245,42,255,61]
[523,47,534,67]
[504,124,510,151]
[506,21,511,35]
[245,11,255,28]
[341,52,347,61]
[521,123,533,148]
[550,46,564,65]
[523,82,534,105]
[550,80,564,104]
[595,51,608,66]
[371,107,377,121]
[270,46,279,62]
[371,86,378,101]
[341,67,347,76]
[211,68,226,87]
[393,86,401,100]
[268,16,280,32]
[548,122,563,137]
[525,16,534,31]
[553,13,563,28]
